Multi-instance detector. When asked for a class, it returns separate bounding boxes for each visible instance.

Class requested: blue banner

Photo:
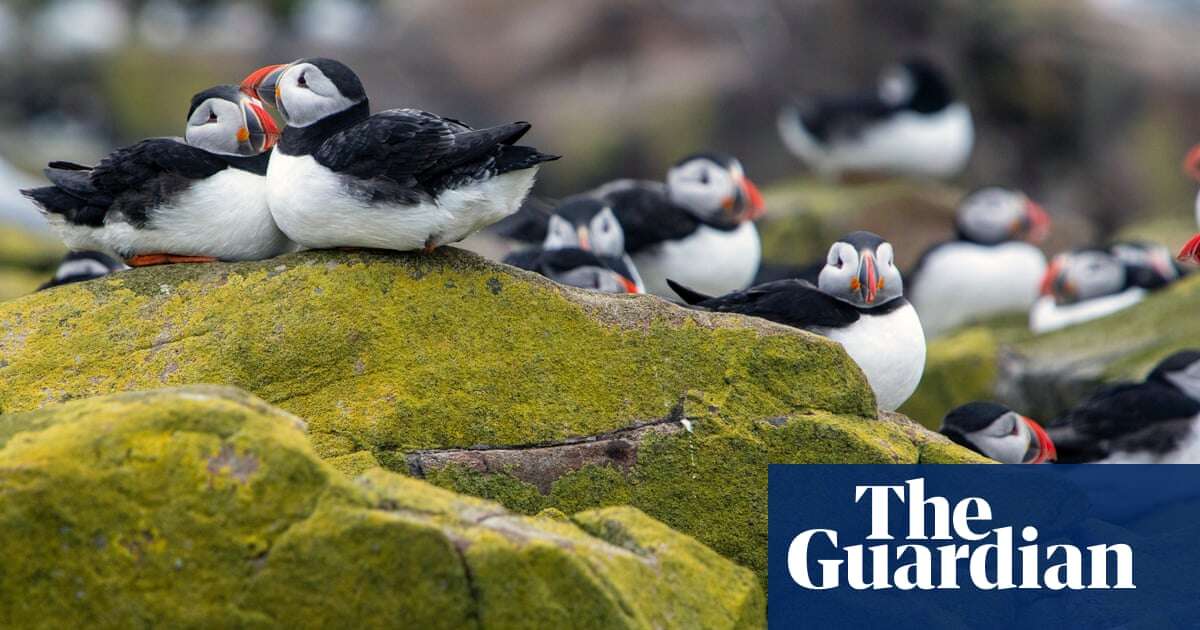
[768,465,1200,629]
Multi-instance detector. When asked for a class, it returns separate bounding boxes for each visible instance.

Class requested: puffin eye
[297,73,308,88]
[207,111,218,123]
[699,170,709,185]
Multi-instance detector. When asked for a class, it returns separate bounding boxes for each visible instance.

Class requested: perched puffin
[240,57,558,252]
[506,247,640,294]
[1110,240,1186,283]
[908,187,1050,337]
[22,85,291,265]
[1048,350,1200,463]
[37,250,126,290]
[502,196,644,292]
[1176,143,1200,262]
[1030,247,1172,334]
[778,58,973,179]
[668,231,925,411]
[939,401,1056,464]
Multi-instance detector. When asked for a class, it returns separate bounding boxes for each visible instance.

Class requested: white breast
[910,241,1047,338]
[779,103,974,179]
[1028,288,1147,335]
[634,222,760,299]
[817,303,926,412]
[267,152,536,250]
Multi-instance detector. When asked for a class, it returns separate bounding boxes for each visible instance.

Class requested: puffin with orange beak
[668,231,925,411]
[22,85,293,265]
[908,187,1050,338]
[1175,143,1200,263]
[940,402,1056,464]
[1030,246,1177,334]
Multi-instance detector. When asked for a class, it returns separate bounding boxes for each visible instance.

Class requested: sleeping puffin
[506,247,640,294]
[1176,143,1200,262]
[1030,247,1174,334]
[908,187,1050,337]
[940,401,1057,464]
[240,57,558,252]
[778,58,973,179]
[668,231,925,411]
[1048,350,1200,463]
[37,251,126,290]
[502,196,644,292]
[22,85,292,265]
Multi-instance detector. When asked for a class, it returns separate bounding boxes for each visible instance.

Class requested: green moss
[900,327,1000,429]
[0,386,765,628]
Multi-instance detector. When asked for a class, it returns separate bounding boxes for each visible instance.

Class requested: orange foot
[422,237,438,254]
[126,254,218,267]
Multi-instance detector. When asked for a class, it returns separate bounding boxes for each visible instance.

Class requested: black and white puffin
[1048,350,1200,463]
[668,231,925,411]
[37,250,126,290]
[22,85,291,265]
[777,58,974,179]
[503,196,644,292]
[1030,247,1173,334]
[240,58,558,252]
[1176,143,1200,262]
[506,247,640,294]
[939,401,1056,464]
[908,187,1050,337]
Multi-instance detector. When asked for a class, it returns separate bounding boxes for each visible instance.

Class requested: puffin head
[543,196,625,258]
[537,248,640,294]
[1039,250,1125,304]
[1149,350,1200,402]
[665,153,765,226]
[940,401,1056,464]
[956,187,1050,245]
[877,57,954,114]
[185,85,279,156]
[818,231,903,307]
[241,57,367,128]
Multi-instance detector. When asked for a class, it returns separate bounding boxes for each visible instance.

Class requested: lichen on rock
[0,386,764,628]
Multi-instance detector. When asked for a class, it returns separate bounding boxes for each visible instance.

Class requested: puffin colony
[786,479,1135,591]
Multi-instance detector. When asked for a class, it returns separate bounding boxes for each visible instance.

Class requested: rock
[0,386,765,628]
[0,247,986,582]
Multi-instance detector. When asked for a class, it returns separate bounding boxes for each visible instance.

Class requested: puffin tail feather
[666,279,711,305]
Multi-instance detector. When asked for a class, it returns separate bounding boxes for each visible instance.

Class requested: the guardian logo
[787,478,1135,591]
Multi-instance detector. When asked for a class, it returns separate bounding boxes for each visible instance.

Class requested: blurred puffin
[908,187,1050,337]
[1176,144,1200,262]
[37,251,126,290]
[1048,350,1200,463]
[240,57,558,252]
[940,401,1056,464]
[507,247,641,294]
[778,58,973,179]
[668,231,925,411]
[1030,247,1175,334]
[499,153,765,299]
[503,196,644,292]
[22,86,290,265]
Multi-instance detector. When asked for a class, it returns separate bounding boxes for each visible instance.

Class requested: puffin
[239,57,558,252]
[1176,143,1200,262]
[22,85,292,265]
[37,250,126,290]
[1030,247,1173,334]
[939,401,1057,464]
[503,195,644,292]
[777,58,974,179]
[908,187,1050,337]
[506,247,641,294]
[1047,350,1200,463]
[668,231,925,411]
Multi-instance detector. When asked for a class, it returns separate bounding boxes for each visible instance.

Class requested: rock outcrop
[0,386,764,628]
[0,248,987,582]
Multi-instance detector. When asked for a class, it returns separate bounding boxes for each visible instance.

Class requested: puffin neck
[278,99,371,156]
[218,151,272,175]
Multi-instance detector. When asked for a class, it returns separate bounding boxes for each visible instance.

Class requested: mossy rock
[0,247,985,581]
[0,386,764,628]
[0,267,45,302]
[899,327,1000,429]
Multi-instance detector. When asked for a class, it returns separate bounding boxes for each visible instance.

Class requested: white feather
[635,222,760,299]
[778,103,974,179]
[910,241,1047,338]
[816,302,926,412]
[1028,288,1147,335]
[267,152,536,250]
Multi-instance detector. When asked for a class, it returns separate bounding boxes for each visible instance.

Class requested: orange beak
[1039,257,1063,296]
[1024,199,1051,244]
[576,226,591,252]
[617,275,640,294]
[738,175,766,221]
[1183,143,1200,182]
[1022,416,1057,463]
[1179,234,1200,263]
[856,252,878,304]
[247,100,279,150]
[241,64,288,109]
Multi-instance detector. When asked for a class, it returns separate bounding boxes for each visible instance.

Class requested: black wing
[600,183,701,253]
[1049,382,1200,462]
[753,261,824,285]
[25,139,227,227]
[793,94,895,144]
[669,278,861,329]
[315,109,556,199]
